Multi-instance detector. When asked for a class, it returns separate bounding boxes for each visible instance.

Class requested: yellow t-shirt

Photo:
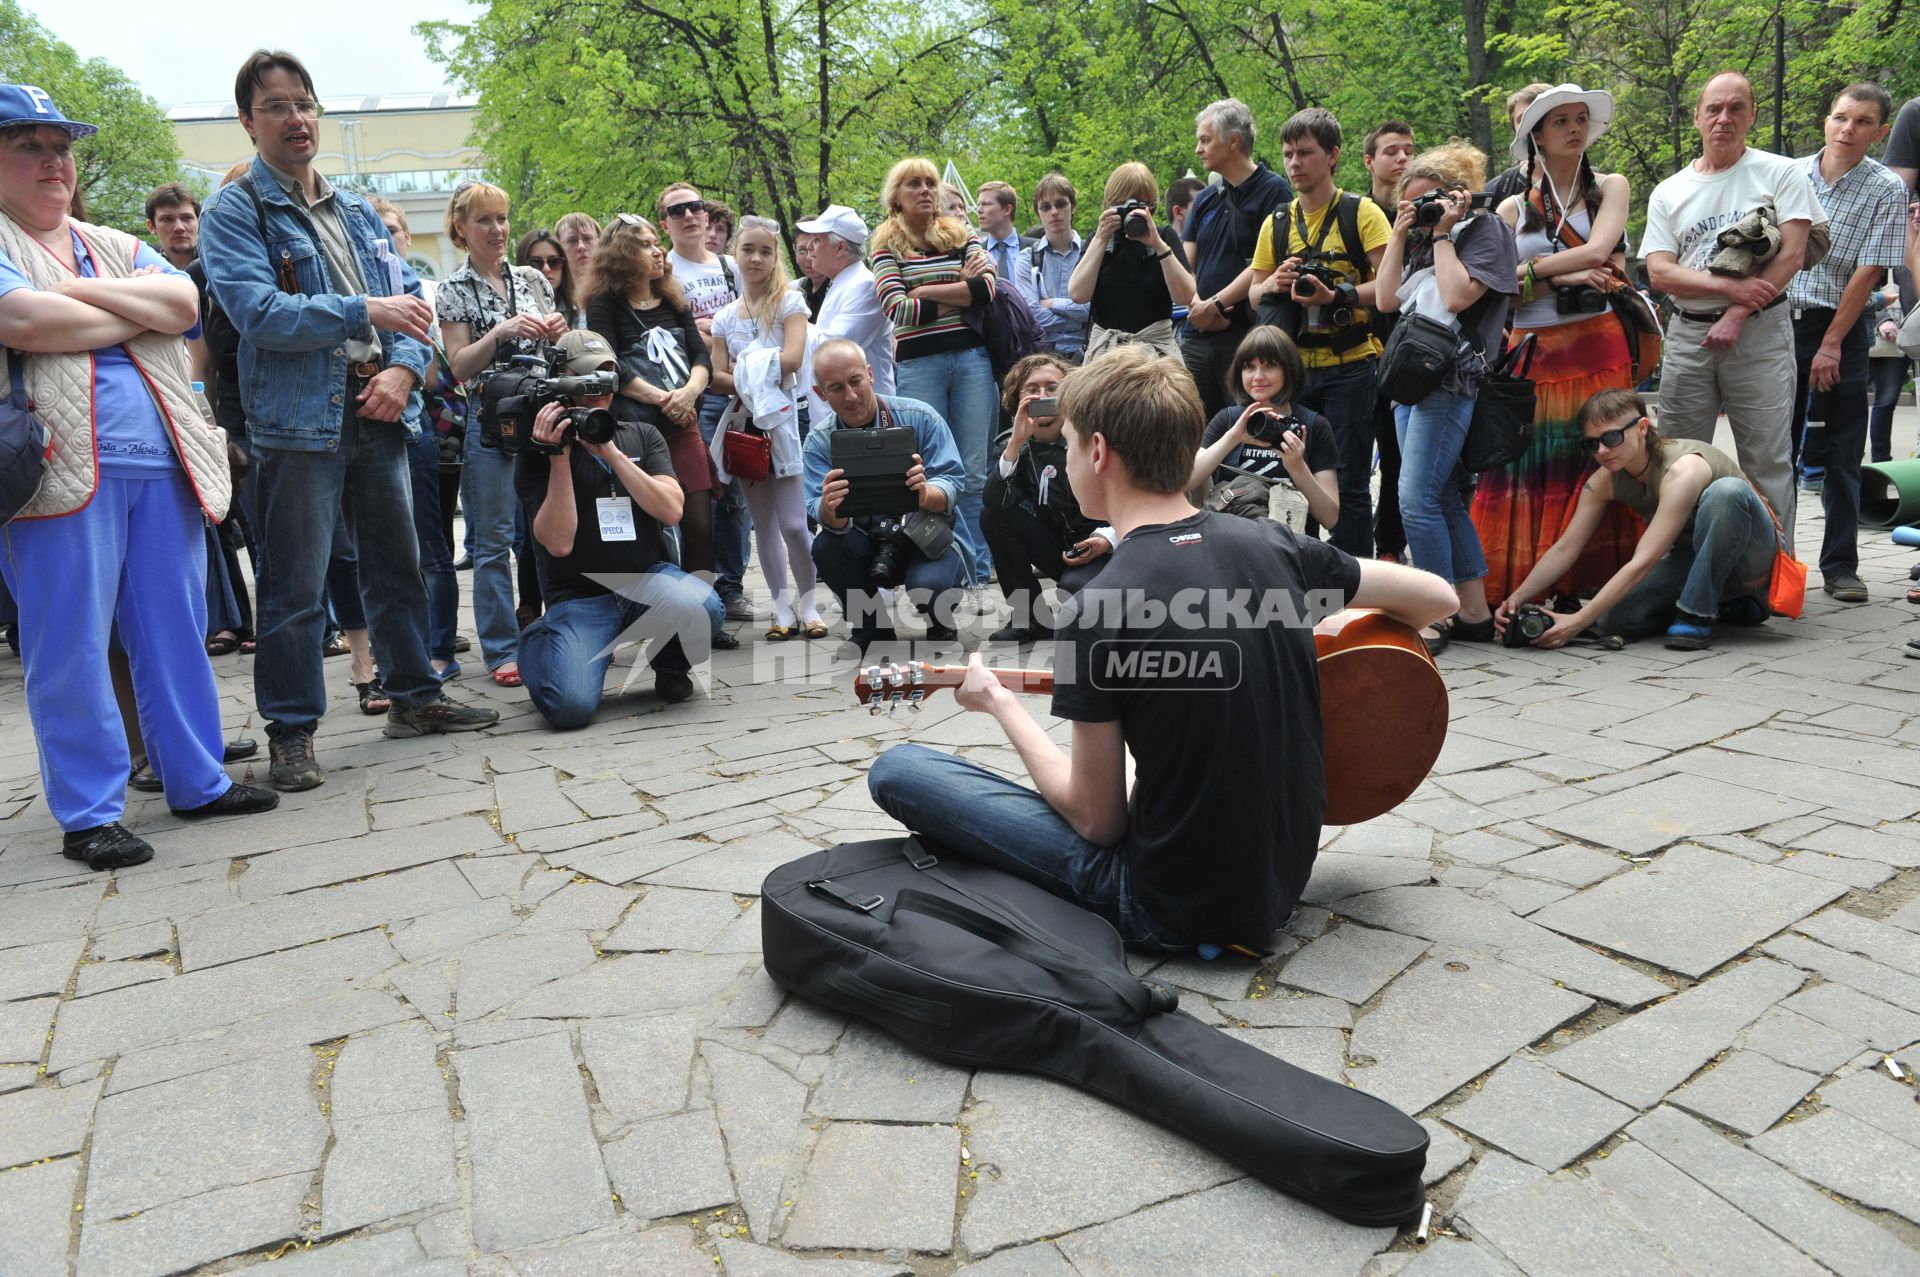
[1251,192,1393,367]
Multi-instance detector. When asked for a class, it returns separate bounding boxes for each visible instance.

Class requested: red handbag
[723,422,772,482]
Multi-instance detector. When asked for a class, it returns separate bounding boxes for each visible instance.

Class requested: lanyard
[1293,194,1340,261]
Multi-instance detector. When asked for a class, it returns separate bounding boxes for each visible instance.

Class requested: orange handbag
[1753,488,1806,619]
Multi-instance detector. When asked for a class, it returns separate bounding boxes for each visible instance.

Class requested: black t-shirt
[513,419,677,605]
[584,292,710,432]
[1090,238,1175,333]
[1200,404,1338,483]
[1885,97,1920,175]
[1050,510,1362,941]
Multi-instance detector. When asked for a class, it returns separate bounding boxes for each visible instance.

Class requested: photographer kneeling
[515,331,724,728]
[1495,389,1776,652]
[982,354,1117,644]
[805,338,969,651]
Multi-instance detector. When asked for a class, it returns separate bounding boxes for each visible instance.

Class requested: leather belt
[346,360,384,379]
[1676,294,1786,324]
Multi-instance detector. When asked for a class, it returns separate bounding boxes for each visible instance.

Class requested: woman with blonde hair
[1374,141,1520,655]
[1067,161,1194,359]
[871,156,1000,583]
[583,216,735,649]
[709,217,821,638]
[438,180,567,687]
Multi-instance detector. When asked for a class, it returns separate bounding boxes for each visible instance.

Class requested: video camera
[474,347,620,456]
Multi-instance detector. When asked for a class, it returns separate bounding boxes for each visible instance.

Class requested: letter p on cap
[25,87,52,114]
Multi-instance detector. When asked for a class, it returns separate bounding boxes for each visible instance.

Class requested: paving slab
[178,860,478,970]
[1216,992,1352,1029]
[0,1155,80,1277]
[1584,1142,1824,1277]
[1667,1049,1817,1136]
[104,988,412,1095]
[1818,1068,1920,1148]
[389,895,520,962]
[1451,1150,1544,1215]
[519,881,639,934]
[1501,844,1624,888]
[578,1012,701,1125]
[509,1226,715,1277]
[1396,1238,1519,1277]
[602,1107,736,1220]
[1346,951,1593,1115]
[76,1172,311,1277]
[1442,1057,1634,1169]
[456,1031,614,1252]
[1278,924,1429,1004]
[0,1076,99,1168]
[1455,1174,1686,1275]
[0,995,55,1063]
[1762,933,1920,1011]
[504,951,750,1019]
[1626,1106,1918,1277]
[1795,907,1920,977]
[716,1238,911,1277]
[0,935,82,1000]
[1782,981,1920,1050]
[1546,956,1806,1108]
[1734,1006,1864,1074]
[782,1122,959,1253]
[1221,1026,1348,1080]
[602,885,745,952]
[1530,845,1844,977]
[1299,852,1434,904]
[454,931,597,1020]
[1053,1176,1393,1276]
[1751,1108,1920,1224]
[236,816,505,900]
[1536,773,1819,855]
[704,1039,809,1242]
[321,1022,460,1235]
[809,1020,971,1122]
[1339,886,1667,1006]
[957,1070,1239,1256]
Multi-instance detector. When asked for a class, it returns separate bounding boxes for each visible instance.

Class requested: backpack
[1255,193,1377,354]
[952,248,1045,382]
[0,347,48,525]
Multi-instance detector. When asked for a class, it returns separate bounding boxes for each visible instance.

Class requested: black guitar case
[760,836,1429,1228]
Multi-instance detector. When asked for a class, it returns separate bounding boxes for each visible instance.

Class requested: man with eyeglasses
[201,48,498,792]
[1023,175,1090,359]
[655,181,756,622]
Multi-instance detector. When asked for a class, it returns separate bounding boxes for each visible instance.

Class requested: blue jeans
[869,744,1184,948]
[895,347,997,584]
[461,428,521,670]
[1870,356,1909,463]
[2,472,230,828]
[253,409,439,739]
[698,392,752,600]
[1604,477,1777,636]
[1298,357,1378,557]
[517,566,724,730]
[1395,390,1487,585]
[1790,310,1871,578]
[326,512,366,632]
[410,426,459,663]
[811,524,965,649]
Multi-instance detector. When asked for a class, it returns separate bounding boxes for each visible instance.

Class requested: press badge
[596,496,637,541]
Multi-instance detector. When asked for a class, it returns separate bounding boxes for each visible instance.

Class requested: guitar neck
[854,661,1054,707]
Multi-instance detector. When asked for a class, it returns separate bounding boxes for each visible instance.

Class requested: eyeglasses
[664,200,706,220]
[1037,200,1073,213]
[255,99,324,121]
[529,255,565,269]
[1577,421,1641,454]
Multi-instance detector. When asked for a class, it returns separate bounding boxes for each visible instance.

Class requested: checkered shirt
[1787,151,1908,309]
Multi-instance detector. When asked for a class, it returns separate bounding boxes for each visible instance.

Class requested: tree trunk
[1462,0,1494,157]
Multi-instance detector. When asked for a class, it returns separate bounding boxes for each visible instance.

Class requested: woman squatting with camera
[1495,389,1780,651]
[438,181,569,688]
[707,216,826,641]
[1374,142,1521,657]
[1190,325,1341,535]
[1067,162,1196,361]
[980,354,1117,644]
[1473,84,1644,612]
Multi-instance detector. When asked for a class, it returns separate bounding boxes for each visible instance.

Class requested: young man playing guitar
[867,345,1456,950]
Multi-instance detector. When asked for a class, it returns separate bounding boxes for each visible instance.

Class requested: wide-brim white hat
[1511,84,1615,164]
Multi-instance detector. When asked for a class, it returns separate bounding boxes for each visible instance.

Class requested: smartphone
[1028,396,1059,419]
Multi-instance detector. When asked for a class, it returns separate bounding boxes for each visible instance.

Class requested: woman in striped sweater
[870,157,1000,585]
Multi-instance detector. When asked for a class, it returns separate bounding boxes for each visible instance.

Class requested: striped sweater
[870,234,996,362]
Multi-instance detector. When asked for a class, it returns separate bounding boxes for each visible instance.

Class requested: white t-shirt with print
[1641,148,1824,314]
[668,250,739,321]
[711,289,807,358]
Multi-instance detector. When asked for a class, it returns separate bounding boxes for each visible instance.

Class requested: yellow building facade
[168,92,483,280]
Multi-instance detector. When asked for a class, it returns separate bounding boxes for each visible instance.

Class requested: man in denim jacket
[200,49,496,792]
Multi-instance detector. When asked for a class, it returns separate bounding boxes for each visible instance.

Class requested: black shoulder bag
[1462,333,1537,473]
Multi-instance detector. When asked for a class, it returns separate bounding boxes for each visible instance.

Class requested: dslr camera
[1555,283,1609,315]
[475,347,620,456]
[1293,258,1359,328]
[1246,409,1305,445]
[1410,189,1495,228]
[1501,604,1555,647]
[867,511,955,587]
[1106,199,1154,252]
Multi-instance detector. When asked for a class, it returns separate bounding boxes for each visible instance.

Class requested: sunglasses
[615,212,646,228]
[664,200,706,219]
[1577,420,1642,454]
[529,254,565,269]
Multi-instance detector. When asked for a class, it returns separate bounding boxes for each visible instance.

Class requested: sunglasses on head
[1578,419,1644,454]
[664,199,706,219]
[615,212,646,228]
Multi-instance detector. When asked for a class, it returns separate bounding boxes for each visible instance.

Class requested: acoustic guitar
[852,608,1448,825]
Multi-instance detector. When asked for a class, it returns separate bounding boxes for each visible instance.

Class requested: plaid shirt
[1787,151,1908,310]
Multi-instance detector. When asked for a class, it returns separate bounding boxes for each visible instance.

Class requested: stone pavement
[6,497,1920,1276]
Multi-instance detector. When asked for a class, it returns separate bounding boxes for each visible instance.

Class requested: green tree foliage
[0,0,185,236]
[425,0,1918,245]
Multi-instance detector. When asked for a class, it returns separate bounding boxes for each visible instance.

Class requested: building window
[408,256,438,280]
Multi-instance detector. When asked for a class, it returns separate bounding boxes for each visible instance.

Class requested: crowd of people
[3,46,1920,888]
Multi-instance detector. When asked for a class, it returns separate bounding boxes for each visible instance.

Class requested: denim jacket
[802,394,967,525]
[198,154,431,451]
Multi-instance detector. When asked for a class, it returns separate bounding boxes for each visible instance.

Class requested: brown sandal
[765,624,797,642]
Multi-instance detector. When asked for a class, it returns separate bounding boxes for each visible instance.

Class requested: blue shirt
[1020,234,1090,353]
[0,233,198,472]
[1182,162,1293,334]
[803,393,968,524]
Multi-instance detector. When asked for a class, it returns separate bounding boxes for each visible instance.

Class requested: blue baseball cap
[0,84,99,140]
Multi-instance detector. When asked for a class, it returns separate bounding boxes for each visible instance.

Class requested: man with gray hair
[795,204,896,429]
[1180,97,1293,421]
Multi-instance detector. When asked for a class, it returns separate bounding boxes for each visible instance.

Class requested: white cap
[795,204,869,246]
[1511,84,1615,164]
